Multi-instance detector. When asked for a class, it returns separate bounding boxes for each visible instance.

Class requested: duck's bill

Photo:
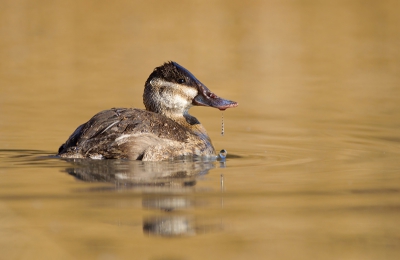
[193,86,238,111]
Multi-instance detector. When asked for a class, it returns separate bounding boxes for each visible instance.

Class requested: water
[1,1,400,259]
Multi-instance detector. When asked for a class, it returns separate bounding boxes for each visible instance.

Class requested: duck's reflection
[64,157,215,187]
[142,194,223,237]
[143,215,195,237]
[142,195,192,211]
[62,157,223,237]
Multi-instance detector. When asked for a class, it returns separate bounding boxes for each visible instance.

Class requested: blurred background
[1,0,400,259]
[1,0,398,151]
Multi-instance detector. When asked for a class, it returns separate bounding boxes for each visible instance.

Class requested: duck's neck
[164,112,211,141]
[163,112,199,128]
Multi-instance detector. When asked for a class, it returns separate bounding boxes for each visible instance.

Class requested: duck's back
[58,108,214,160]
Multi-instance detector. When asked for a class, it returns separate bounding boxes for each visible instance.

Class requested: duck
[57,61,238,161]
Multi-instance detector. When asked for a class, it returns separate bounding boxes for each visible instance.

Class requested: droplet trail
[221,112,224,136]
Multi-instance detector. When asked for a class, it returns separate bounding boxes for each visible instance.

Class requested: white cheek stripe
[182,86,197,97]
[171,95,189,107]
[158,79,198,97]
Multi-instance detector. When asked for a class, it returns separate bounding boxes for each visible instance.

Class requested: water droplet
[219,149,227,159]
[221,112,224,136]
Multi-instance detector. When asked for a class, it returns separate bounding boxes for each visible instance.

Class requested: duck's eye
[177,78,186,84]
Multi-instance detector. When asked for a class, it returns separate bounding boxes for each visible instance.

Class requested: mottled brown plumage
[58,61,238,161]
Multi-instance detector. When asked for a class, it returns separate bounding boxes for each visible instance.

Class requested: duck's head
[143,61,238,118]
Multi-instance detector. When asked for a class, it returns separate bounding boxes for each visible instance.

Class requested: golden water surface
[1,0,400,259]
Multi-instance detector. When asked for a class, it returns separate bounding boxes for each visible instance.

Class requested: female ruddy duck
[58,61,238,161]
